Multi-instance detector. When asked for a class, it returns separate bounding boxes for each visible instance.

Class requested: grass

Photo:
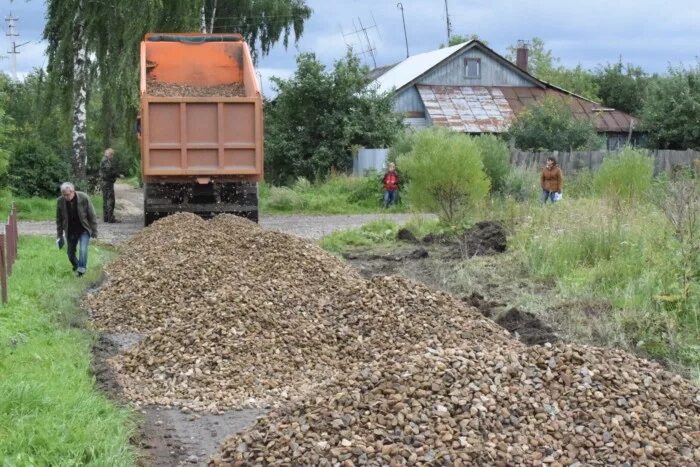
[319,219,399,254]
[0,237,136,466]
[0,192,104,221]
[260,174,409,215]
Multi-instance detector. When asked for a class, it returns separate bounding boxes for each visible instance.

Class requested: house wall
[393,86,424,114]
[418,48,535,87]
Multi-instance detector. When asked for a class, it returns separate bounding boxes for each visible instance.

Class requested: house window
[464,58,481,78]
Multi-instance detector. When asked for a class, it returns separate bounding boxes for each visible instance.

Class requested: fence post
[11,203,17,260]
[0,232,7,304]
[6,214,12,276]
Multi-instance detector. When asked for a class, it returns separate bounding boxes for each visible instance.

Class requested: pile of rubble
[88,214,507,409]
[214,345,700,465]
[146,80,246,97]
[88,213,700,465]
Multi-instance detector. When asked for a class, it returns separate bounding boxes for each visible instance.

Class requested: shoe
[76,272,84,277]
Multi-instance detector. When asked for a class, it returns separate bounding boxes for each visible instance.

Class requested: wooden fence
[510,149,700,175]
[0,204,19,304]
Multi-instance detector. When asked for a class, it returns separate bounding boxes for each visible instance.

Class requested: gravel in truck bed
[86,213,700,466]
[146,80,246,97]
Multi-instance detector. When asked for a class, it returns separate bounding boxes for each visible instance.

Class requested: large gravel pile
[213,345,699,465]
[88,213,700,465]
[88,214,507,410]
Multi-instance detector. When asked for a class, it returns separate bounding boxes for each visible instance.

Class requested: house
[370,40,640,150]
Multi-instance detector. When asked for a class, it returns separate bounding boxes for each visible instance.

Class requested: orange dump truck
[139,33,263,225]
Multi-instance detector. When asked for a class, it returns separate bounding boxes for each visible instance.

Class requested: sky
[2,0,699,95]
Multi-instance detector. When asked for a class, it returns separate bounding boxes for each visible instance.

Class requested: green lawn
[0,237,136,466]
[0,192,104,221]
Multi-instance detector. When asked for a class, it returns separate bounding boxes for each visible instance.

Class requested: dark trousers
[67,231,90,274]
[383,190,398,208]
[102,182,115,222]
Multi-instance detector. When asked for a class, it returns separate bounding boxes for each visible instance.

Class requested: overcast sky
[2,0,699,95]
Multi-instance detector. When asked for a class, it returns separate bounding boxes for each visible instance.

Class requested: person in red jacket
[382,162,400,208]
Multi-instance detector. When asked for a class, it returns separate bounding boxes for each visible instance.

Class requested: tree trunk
[71,5,88,182]
[209,0,217,33]
[200,0,207,33]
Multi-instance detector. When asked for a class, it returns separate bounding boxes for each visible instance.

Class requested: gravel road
[19,183,433,243]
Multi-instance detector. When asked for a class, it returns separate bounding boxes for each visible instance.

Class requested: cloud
[7,0,700,80]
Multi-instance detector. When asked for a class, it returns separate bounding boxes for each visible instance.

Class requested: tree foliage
[443,34,488,47]
[506,37,599,101]
[398,128,490,223]
[642,64,700,150]
[595,60,649,115]
[43,0,312,180]
[508,96,601,151]
[265,51,403,183]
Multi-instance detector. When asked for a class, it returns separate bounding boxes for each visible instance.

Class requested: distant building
[370,40,641,150]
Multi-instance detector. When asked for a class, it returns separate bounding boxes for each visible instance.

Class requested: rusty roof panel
[416,84,635,134]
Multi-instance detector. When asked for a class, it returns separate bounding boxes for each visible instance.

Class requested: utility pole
[444,0,452,44]
[397,3,409,58]
[5,10,29,80]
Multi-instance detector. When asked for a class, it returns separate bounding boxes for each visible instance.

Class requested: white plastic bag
[553,192,562,202]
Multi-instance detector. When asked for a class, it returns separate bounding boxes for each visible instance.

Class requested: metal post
[397,3,409,58]
[0,232,7,304]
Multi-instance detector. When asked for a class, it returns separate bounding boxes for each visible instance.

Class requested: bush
[347,172,383,205]
[8,138,70,197]
[472,134,510,193]
[501,167,540,202]
[508,96,602,151]
[387,129,416,164]
[266,186,306,210]
[593,148,654,203]
[398,127,490,223]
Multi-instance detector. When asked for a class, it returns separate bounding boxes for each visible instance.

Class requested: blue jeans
[542,190,557,204]
[67,231,90,274]
[383,190,398,207]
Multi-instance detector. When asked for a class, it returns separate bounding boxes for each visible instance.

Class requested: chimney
[516,39,529,72]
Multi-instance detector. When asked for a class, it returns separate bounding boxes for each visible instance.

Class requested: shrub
[347,172,383,206]
[501,167,540,202]
[593,148,653,203]
[388,129,416,164]
[398,127,490,223]
[293,176,312,192]
[8,138,70,197]
[472,134,510,193]
[266,186,306,210]
[508,96,602,151]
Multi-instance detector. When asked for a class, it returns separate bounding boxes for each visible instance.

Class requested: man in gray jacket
[56,182,98,276]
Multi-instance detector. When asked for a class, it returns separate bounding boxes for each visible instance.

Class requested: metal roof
[373,42,469,94]
[417,85,635,133]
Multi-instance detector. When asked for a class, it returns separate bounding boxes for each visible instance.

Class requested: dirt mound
[214,345,700,466]
[461,292,505,318]
[396,228,418,242]
[461,220,507,256]
[496,307,559,346]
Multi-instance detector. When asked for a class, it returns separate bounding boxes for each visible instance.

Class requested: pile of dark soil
[460,220,507,256]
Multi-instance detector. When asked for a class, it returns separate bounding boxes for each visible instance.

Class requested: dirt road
[20,182,430,243]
